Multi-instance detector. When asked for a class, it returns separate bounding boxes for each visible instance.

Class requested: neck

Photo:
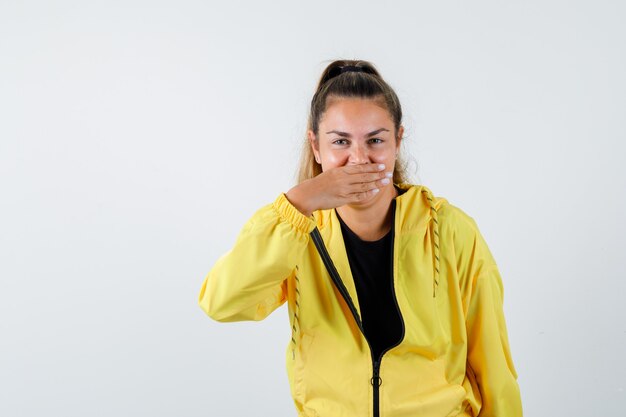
[336,185,399,241]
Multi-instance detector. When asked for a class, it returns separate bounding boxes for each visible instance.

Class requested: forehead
[320,98,392,130]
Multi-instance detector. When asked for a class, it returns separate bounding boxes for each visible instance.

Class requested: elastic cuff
[272,193,316,235]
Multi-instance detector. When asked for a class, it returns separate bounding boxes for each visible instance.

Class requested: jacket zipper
[310,202,406,417]
[372,358,381,416]
[370,215,406,417]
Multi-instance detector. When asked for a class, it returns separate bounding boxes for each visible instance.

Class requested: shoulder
[435,196,497,269]
[405,183,484,249]
[397,183,478,232]
[437,200,480,236]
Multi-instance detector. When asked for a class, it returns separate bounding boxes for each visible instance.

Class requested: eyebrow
[325,128,390,137]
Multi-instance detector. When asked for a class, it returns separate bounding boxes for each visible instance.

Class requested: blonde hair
[296,59,410,185]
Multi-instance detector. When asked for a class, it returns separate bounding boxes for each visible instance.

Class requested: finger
[342,163,386,175]
[351,187,380,202]
[353,177,390,193]
[351,170,393,185]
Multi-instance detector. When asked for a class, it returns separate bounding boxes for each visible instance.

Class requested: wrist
[285,183,315,217]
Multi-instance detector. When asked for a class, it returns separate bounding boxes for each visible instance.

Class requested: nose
[348,143,369,165]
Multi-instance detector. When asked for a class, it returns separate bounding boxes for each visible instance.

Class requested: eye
[332,139,349,145]
[369,138,384,144]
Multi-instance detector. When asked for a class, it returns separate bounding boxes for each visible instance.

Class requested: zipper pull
[370,360,382,387]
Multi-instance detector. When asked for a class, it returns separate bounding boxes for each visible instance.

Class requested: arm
[198,193,316,322]
[454,211,523,416]
[199,164,387,322]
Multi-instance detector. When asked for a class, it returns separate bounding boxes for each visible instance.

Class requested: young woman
[198,59,523,417]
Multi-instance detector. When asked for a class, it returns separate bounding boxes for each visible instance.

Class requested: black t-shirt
[336,188,406,361]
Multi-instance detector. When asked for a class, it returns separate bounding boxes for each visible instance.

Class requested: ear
[308,129,321,163]
[396,125,404,154]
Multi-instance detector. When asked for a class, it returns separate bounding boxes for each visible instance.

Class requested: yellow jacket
[198,183,523,417]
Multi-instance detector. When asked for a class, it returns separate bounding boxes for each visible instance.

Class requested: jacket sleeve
[198,193,316,322]
[454,211,523,417]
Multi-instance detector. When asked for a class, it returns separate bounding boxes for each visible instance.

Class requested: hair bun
[327,64,370,81]
[339,65,366,74]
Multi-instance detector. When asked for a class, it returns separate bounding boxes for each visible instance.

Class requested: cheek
[370,147,396,163]
[321,151,349,167]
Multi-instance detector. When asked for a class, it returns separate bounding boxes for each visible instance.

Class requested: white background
[1,0,625,415]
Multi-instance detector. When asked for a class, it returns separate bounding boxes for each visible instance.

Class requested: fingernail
[381,178,390,185]
[372,188,380,193]
[378,164,385,170]
[385,172,393,178]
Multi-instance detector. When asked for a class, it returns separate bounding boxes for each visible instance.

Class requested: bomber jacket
[198,183,523,417]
